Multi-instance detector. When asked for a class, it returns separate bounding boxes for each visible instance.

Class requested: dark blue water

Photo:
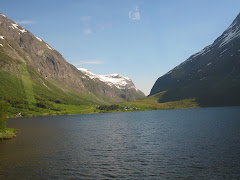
[1,107,240,179]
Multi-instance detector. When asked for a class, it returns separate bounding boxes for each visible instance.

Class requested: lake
[1,107,240,179]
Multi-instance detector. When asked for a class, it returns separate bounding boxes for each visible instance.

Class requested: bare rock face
[0,13,145,104]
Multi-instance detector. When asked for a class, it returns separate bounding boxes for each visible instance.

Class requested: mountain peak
[78,68,138,90]
[0,13,6,17]
[150,13,240,107]
[0,12,145,106]
[236,12,240,20]
[213,12,240,48]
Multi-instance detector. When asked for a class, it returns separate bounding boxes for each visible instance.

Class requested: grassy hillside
[120,91,199,111]
[0,55,122,117]
[0,48,199,118]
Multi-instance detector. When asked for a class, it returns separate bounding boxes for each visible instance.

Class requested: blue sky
[1,0,240,95]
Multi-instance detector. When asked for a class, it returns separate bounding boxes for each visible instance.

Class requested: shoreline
[8,106,200,119]
[7,105,240,120]
[0,128,17,141]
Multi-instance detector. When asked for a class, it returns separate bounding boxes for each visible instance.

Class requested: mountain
[150,13,240,107]
[0,13,145,113]
[78,68,141,90]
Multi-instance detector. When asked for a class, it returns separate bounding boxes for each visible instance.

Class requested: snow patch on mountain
[19,29,27,33]
[98,74,135,89]
[220,48,228,54]
[35,36,43,42]
[78,68,137,90]
[164,70,172,76]
[78,68,98,79]
[192,45,211,58]
[207,62,212,66]
[9,23,27,33]
[219,25,240,48]
[46,44,53,50]
[0,13,6,17]
[11,23,18,29]
[0,36,4,39]
[212,19,240,48]
[181,46,211,65]
[182,17,240,67]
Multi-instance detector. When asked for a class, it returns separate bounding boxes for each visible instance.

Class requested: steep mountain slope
[150,13,240,107]
[0,13,145,112]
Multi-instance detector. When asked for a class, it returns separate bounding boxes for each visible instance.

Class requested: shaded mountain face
[150,13,240,107]
[0,13,144,107]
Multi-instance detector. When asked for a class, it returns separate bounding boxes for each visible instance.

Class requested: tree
[0,101,8,130]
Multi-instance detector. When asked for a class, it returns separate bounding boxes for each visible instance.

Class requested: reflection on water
[1,107,240,179]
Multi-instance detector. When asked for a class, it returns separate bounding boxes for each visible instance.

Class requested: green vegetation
[0,78,199,118]
[119,91,199,111]
[0,101,7,129]
[0,53,199,118]
[97,105,120,111]
[91,92,199,113]
[19,63,36,107]
[0,60,106,117]
[0,101,17,140]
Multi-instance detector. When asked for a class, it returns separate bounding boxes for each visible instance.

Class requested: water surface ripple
[1,107,240,179]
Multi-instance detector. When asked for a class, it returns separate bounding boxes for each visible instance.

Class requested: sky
[0,0,240,95]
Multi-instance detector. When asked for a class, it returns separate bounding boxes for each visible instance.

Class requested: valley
[0,12,240,118]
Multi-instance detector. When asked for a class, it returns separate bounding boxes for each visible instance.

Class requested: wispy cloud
[81,16,92,35]
[78,60,104,65]
[129,6,141,21]
[16,20,36,24]
[97,22,113,31]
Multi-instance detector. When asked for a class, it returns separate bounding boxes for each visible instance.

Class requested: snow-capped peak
[98,74,135,89]
[78,68,136,90]
[219,21,240,48]
[78,68,98,79]
[212,15,240,48]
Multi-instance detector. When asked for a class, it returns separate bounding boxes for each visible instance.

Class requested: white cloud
[81,16,92,35]
[129,6,141,21]
[78,60,104,65]
[16,20,35,24]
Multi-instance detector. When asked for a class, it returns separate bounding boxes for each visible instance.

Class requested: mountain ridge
[150,13,240,107]
[0,12,145,114]
[78,68,142,91]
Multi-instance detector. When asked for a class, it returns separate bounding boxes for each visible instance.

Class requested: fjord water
[1,107,240,179]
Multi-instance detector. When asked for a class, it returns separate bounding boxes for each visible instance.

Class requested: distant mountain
[78,68,141,90]
[78,68,144,99]
[0,12,145,112]
[150,13,240,107]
